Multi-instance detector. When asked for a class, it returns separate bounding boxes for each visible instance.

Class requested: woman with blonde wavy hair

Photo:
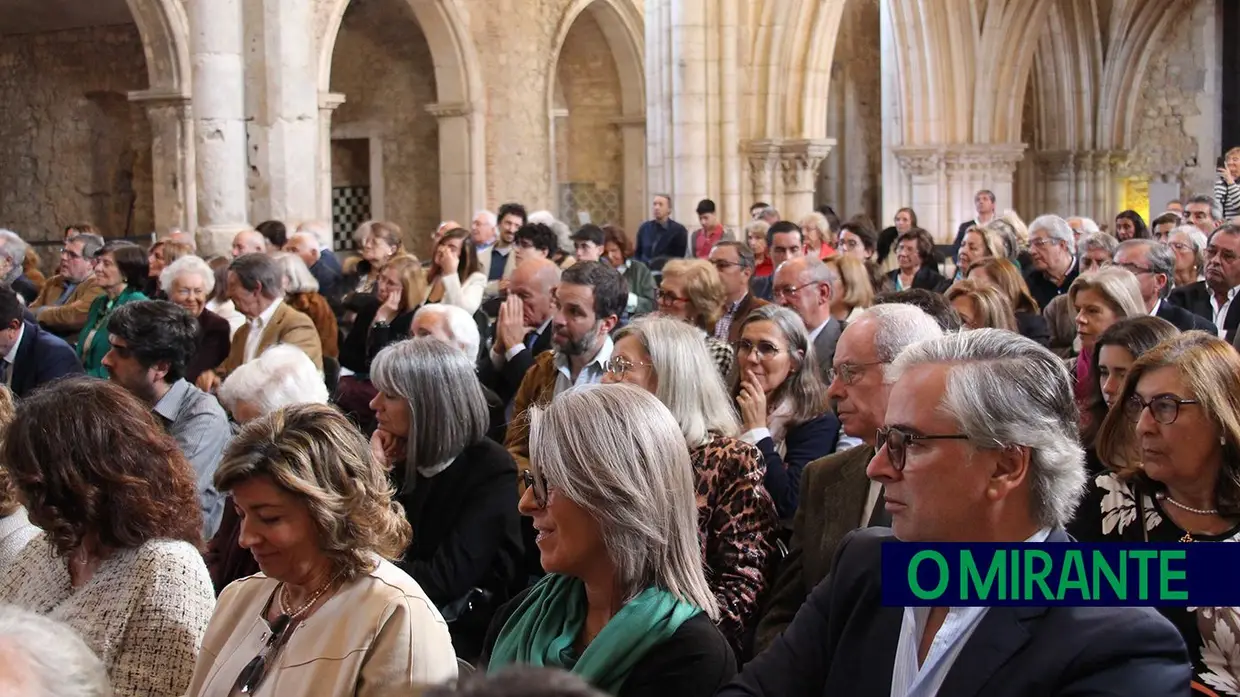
[484,384,735,697]
[945,279,1017,331]
[658,259,735,377]
[824,254,874,322]
[185,403,458,696]
[1069,331,1240,693]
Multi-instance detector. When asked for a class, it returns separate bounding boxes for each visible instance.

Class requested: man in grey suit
[772,256,843,380]
[753,303,944,653]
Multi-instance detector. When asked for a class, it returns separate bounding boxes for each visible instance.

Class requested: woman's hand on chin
[370,428,406,470]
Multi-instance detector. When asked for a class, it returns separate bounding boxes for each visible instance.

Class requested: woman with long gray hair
[604,315,778,652]
[732,305,840,520]
[369,338,523,661]
[483,383,735,697]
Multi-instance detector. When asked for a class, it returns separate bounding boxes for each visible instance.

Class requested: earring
[1221,436,1227,446]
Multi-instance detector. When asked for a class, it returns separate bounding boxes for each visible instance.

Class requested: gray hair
[890,329,1087,529]
[854,304,944,380]
[801,255,840,286]
[734,304,830,423]
[413,304,482,360]
[759,206,780,220]
[1069,266,1146,319]
[1071,217,1101,235]
[615,316,739,447]
[0,230,28,284]
[159,255,215,296]
[371,338,489,479]
[473,210,497,227]
[0,604,112,697]
[744,220,770,239]
[528,211,574,254]
[1117,240,1175,299]
[218,344,329,417]
[271,252,320,294]
[1028,214,1076,255]
[76,233,105,259]
[1078,232,1119,257]
[529,383,717,617]
[1187,193,1223,222]
[229,254,284,300]
[296,220,333,248]
[712,241,755,270]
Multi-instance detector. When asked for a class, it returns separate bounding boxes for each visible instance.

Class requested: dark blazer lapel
[849,604,904,694]
[10,323,36,394]
[1225,295,1240,342]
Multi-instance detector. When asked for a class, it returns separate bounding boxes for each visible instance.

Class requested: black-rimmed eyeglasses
[1124,394,1198,425]
[876,426,971,472]
[521,469,548,508]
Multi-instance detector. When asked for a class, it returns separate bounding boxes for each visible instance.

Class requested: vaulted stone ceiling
[0,0,134,35]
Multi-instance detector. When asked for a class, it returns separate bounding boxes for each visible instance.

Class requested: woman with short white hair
[207,344,330,592]
[369,338,523,661]
[604,316,777,651]
[160,255,232,383]
[483,384,735,696]
[798,212,833,259]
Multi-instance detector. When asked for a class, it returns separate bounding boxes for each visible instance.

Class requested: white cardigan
[0,534,215,697]
[434,271,487,315]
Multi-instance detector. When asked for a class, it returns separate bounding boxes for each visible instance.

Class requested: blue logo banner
[881,542,1240,606]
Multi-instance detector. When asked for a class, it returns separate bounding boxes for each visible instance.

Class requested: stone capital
[425,102,474,119]
[744,140,783,195]
[779,139,835,193]
[942,143,1026,173]
[891,146,945,177]
[319,92,347,112]
[1035,150,1075,177]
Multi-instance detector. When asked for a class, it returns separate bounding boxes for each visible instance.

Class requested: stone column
[892,147,947,241]
[745,140,782,211]
[779,139,835,218]
[1035,150,1076,217]
[317,92,346,225]
[129,90,197,235]
[879,0,907,225]
[189,0,250,256]
[247,0,319,225]
[942,144,1025,241]
[426,102,483,226]
[611,116,647,235]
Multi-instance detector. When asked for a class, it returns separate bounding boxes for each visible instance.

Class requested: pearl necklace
[1157,492,1218,516]
[278,571,342,620]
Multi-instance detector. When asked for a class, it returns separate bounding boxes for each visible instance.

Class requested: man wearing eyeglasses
[29,233,105,343]
[1169,223,1240,342]
[1113,240,1215,333]
[771,255,842,377]
[753,303,942,653]
[731,329,1190,697]
[1023,214,1079,311]
[709,241,767,343]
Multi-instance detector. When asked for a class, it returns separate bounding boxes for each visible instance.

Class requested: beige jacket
[185,559,458,697]
[30,274,104,337]
[220,301,324,376]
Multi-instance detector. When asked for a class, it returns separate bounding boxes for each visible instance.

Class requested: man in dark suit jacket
[730,328,1190,696]
[0,286,83,398]
[772,256,842,376]
[754,302,944,653]
[478,257,559,407]
[1115,240,1218,333]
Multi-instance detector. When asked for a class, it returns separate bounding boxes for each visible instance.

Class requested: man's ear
[150,359,172,384]
[600,314,619,336]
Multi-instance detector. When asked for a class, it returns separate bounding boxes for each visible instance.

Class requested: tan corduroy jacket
[30,274,104,338]
[220,301,324,376]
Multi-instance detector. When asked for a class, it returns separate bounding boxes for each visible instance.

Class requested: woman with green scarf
[482,384,735,697]
[77,241,149,377]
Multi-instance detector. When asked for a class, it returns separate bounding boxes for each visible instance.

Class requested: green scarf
[487,574,701,694]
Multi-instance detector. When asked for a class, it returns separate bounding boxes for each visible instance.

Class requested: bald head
[284,231,321,268]
[166,229,196,252]
[296,220,332,248]
[231,229,267,258]
[511,257,560,327]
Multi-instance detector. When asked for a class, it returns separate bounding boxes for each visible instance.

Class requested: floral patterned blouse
[690,434,779,652]
[1069,472,1240,696]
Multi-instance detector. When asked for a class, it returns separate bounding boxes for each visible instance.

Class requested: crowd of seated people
[1,190,1237,696]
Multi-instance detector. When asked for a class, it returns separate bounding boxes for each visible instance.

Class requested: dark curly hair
[107,300,200,383]
[514,223,558,256]
[2,377,203,555]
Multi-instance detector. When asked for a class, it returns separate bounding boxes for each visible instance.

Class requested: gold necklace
[278,570,342,620]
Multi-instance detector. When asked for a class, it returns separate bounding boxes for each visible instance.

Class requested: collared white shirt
[552,335,613,396]
[243,298,282,364]
[3,323,23,386]
[889,527,1052,697]
[808,316,832,343]
[1210,286,1240,338]
[1150,298,1162,318]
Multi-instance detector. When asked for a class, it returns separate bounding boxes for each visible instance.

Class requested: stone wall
[817,0,882,224]
[0,23,153,249]
[329,0,440,257]
[1128,0,1219,199]
[555,8,624,226]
